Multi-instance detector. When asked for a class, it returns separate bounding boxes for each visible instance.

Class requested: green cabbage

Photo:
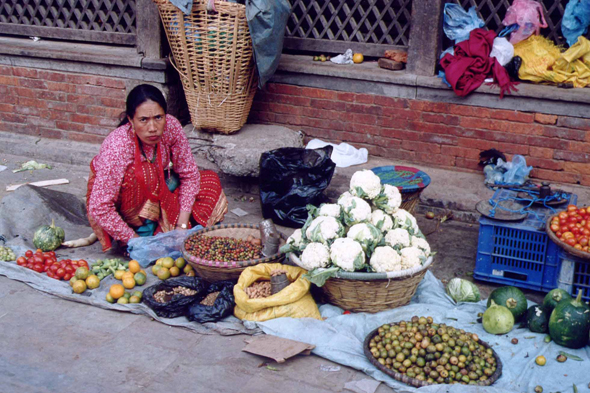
[445,278,481,303]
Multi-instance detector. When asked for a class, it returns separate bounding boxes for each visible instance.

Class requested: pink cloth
[87,115,200,242]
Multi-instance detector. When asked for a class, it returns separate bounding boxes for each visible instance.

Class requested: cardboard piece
[378,58,404,71]
[7,178,69,192]
[242,335,315,363]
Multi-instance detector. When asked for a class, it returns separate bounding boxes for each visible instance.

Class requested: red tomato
[559,212,569,220]
[561,226,569,233]
[566,238,577,247]
[584,246,589,252]
[16,257,26,266]
[78,260,88,268]
[33,263,43,273]
[574,244,583,250]
[563,232,575,240]
[560,218,567,225]
[25,250,33,258]
[48,251,56,258]
[551,224,560,233]
[572,227,580,235]
[65,265,75,274]
[556,231,563,238]
[70,260,79,268]
[579,237,589,246]
[63,273,72,281]
[579,208,586,215]
[583,229,590,237]
[568,205,578,213]
[56,268,66,279]
[33,256,44,265]
[59,261,67,268]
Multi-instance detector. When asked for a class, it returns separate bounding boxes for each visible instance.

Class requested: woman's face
[128,100,166,146]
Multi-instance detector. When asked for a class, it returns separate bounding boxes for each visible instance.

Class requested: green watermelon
[543,289,571,312]
[33,219,65,251]
[487,286,528,322]
[548,290,590,349]
[526,305,549,333]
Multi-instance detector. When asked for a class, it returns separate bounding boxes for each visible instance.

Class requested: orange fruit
[122,271,134,281]
[128,260,141,274]
[139,269,147,276]
[157,267,170,280]
[114,270,126,280]
[109,284,125,299]
[169,266,180,277]
[122,277,136,289]
[352,53,364,64]
[72,280,87,294]
[85,275,100,289]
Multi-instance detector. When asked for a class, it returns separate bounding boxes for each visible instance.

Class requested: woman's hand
[176,211,191,230]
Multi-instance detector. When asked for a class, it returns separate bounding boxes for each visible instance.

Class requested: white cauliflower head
[400,246,425,270]
[392,209,419,234]
[340,196,372,226]
[337,191,354,207]
[305,216,344,244]
[330,238,365,272]
[370,209,394,232]
[280,229,305,254]
[347,223,382,252]
[411,236,431,257]
[318,203,342,218]
[385,228,411,249]
[373,184,402,214]
[370,246,402,273]
[298,242,331,270]
[350,170,382,200]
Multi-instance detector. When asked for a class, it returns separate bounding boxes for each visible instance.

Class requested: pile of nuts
[245,281,271,299]
[185,235,262,262]
[200,291,220,306]
[153,286,198,303]
[270,269,288,277]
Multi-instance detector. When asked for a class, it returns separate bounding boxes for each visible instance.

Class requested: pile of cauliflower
[281,170,432,285]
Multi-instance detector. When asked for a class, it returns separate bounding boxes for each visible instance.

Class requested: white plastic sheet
[306,139,368,168]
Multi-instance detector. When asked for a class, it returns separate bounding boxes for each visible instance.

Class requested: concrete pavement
[1,129,586,392]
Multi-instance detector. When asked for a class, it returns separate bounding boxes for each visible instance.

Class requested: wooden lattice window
[0,0,137,45]
[445,0,570,46]
[284,0,413,57]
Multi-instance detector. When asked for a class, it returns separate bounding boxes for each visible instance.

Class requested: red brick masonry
[1,65,589,186]
[249,83,590,186]
[0,65,125,145]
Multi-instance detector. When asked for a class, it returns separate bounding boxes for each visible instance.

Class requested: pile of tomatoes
[16,249,89,281]
[549,205,590,252]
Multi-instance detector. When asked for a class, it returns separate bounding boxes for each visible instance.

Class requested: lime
[134,272,147,286]
[175,257,186,269]
[132,290,143,300]
[129,296,141,304]
[117,297,129,304]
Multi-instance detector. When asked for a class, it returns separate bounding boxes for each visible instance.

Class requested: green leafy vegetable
[303,266,340,287]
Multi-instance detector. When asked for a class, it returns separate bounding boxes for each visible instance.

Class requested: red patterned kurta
[87,115,227,251]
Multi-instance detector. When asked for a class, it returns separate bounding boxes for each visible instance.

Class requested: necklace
[139,141,157,164]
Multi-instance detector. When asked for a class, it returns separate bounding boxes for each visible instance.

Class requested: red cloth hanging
[440,28,518,98]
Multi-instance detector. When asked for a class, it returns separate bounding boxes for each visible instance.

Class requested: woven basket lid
[371,166,431,194]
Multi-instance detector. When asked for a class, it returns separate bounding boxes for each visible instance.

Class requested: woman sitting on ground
[65,84,227,251]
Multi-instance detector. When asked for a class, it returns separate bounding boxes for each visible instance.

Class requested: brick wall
[0,65,126,144]
[249,83,590,186]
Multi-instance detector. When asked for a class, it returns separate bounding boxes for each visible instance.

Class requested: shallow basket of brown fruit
[363,317,502,387]
[182,224,287,281]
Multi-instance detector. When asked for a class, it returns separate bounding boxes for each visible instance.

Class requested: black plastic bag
[259,146,335,228]
[187,281,235,323]
[142,276,207,319]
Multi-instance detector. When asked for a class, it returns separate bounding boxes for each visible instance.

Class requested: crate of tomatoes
[16,249,89,281]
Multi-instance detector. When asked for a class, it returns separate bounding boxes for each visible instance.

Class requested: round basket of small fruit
[546,204,590,260]
[182,224,288,281]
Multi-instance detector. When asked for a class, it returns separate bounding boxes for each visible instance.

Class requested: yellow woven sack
[514,35,590,87]
[234,263,322,322]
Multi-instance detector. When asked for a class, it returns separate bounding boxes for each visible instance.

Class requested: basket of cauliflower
[280,169,434,313]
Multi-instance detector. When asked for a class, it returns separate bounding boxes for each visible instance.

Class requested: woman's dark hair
[118,84,167,127]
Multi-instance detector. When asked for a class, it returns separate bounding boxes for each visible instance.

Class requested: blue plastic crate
[474,189,577,292]
[557,249,590,303]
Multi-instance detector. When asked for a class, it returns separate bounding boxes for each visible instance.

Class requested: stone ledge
[0,36,167,70]
[274,54,590,117]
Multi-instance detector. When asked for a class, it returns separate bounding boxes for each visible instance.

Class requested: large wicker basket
[183,224,287,282]
[290,254,434,313]
[154,0,258,134]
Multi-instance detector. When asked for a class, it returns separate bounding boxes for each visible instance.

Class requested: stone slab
[205,124,304,177]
